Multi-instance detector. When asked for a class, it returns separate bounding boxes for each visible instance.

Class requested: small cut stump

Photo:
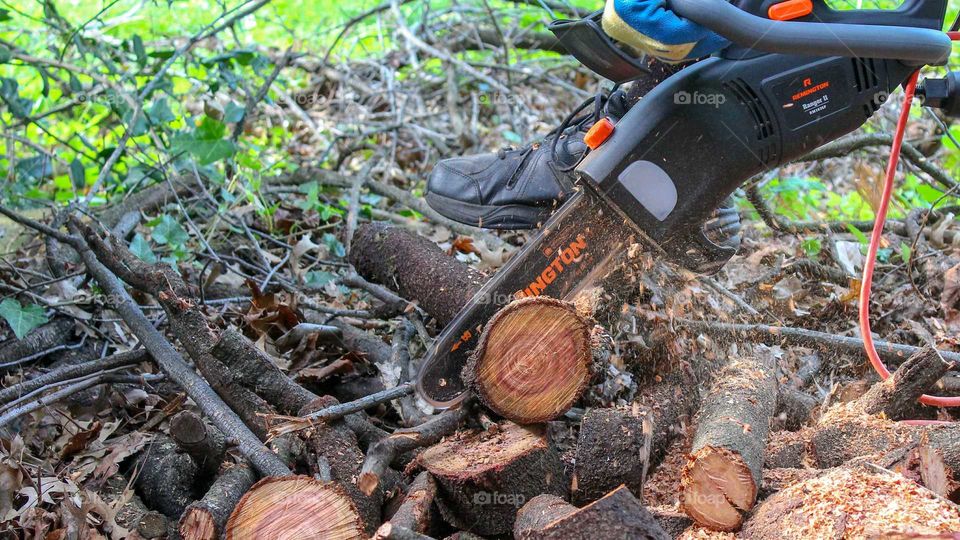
[514,486,669,540]
[417,421,567,535]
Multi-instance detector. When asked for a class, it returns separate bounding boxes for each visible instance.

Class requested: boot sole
[426,192,551,230]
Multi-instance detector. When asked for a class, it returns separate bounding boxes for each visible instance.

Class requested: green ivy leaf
[801,237,822,257]
[151,215,189,247]
[322,233,346,258]
[305,271,337,288]
[224,101,245,123]
[130,233,158,264]
[170,132,237,165]
[149,98,176,124]
[69,158,85,189]
[0,299,48,340]
[846,224,869,245]
[899,241,912,265]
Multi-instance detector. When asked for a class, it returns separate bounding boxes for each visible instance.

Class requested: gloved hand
[601,0,730,63]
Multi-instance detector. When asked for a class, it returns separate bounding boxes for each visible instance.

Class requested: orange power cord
[860,33,960,408]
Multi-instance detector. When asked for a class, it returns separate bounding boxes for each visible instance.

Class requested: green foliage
[0,298,48,339]
[170,117,238,165]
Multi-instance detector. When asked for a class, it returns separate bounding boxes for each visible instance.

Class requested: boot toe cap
[426,158,485,205]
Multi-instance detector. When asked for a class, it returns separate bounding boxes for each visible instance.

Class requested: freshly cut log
[572,404,650,505]
[740,468,960,539]
[225,476,366,540]
[679,354,778,531]
[463,298,595,424]
[514,486,669,540]
[417,422,567,535]
[179,462,256,540]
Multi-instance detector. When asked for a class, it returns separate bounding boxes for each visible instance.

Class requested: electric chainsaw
[416,0,954,408]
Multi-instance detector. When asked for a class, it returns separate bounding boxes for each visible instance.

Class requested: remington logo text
[516,236,587,298]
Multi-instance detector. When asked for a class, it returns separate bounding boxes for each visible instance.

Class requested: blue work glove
[601,0,730,63]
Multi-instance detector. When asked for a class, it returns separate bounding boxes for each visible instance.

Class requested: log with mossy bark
[416,421,567,536]
[679,353,778,531]
[572,404,650,505]
[462,297,597,424]
[513,486,669,540]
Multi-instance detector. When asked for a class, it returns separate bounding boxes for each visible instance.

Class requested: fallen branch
[0,349,148,405]
[358,406,468,496]
[268,383,415,439]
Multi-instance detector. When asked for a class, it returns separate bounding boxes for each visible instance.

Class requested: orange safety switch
[584,117,615,150]
[768,0,813,21]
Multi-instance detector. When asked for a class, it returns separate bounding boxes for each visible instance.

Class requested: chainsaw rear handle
[668,0,952,65]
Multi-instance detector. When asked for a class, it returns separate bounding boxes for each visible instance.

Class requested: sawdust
[741,468,960,539]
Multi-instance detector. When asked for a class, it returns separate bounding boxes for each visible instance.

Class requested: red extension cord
[861,33,959,407]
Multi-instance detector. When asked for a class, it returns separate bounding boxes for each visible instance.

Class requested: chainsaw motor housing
[575,0,949,273]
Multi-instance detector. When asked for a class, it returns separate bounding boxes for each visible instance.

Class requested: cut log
[350,223,485,326]
[463,298,594,424]
[225,476,366,540]
[514,486,669,540]
[179,462,256,540]
[572,404,650,505]
[679,354,778,531]
[135,434,198,518]
[299,396,383,533]
[418,421,567,535]
[170,411,226,478]
[386,472,439,535]
[740,468,960,539]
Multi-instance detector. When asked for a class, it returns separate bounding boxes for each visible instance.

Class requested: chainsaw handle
[669,0,951,65]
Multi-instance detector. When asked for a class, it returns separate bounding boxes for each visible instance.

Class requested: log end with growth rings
[680,445,758,531]
[465,297,593,424]
[179,507,217,540]
[225,476,366,540]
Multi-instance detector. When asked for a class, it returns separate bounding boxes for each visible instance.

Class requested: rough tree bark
[680,354,778,531]
[350,222,485,326]
[514,487,669,540]
[572,404,650,505]
[170,411,227,478]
